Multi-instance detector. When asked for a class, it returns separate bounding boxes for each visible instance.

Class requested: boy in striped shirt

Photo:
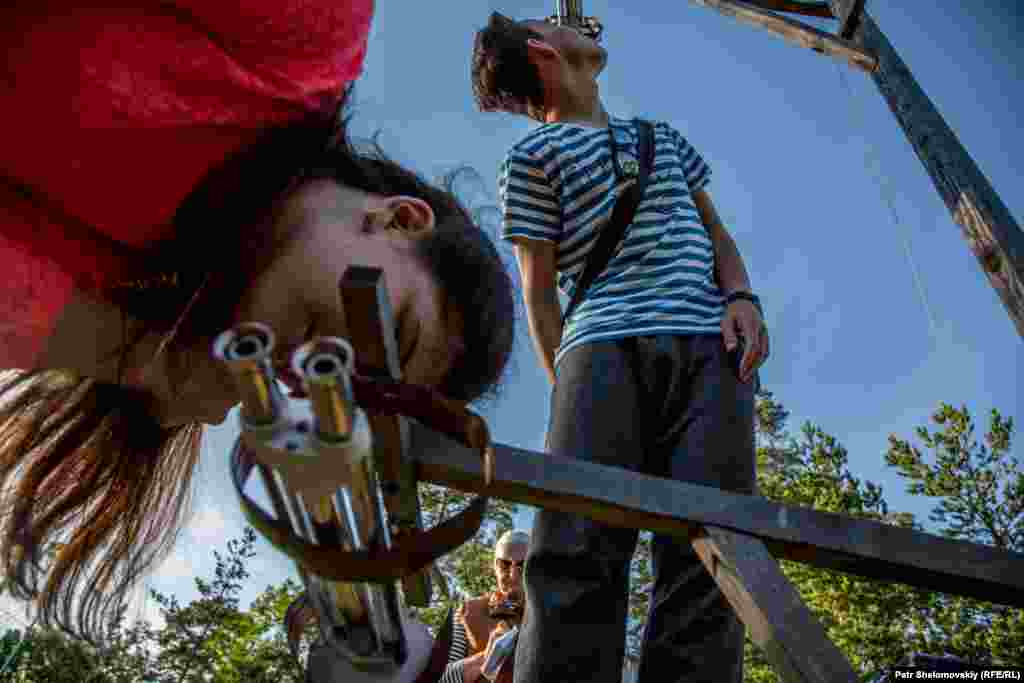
[471,12,770,683]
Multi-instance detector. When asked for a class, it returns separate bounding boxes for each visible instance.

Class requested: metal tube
[291,338,356,441]
[292,338,379,548]
[558,0,583,26]
[217,323,406,668]
[550,0,603,41]
[291,338,402,657]
[212,322,285,426]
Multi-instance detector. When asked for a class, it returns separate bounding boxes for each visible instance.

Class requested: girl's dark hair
[471,12,546,119]
[0,87,515,643]
[121,86,515,401]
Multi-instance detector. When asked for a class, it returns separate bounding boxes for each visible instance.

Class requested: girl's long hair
[0,371,200,640]
[0,87,515,643]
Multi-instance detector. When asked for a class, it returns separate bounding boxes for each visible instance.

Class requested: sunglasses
[496,558,525,570]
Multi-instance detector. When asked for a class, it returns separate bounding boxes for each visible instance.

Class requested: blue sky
[8,0,1013,632]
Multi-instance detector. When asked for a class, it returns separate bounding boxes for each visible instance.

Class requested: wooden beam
[693,526,857,683]
[826,0,865,38]
[409,423,1024,607]
[340,267,432,607]
[688,0,877,72]
[843,12,1024,338]
[741,0,834,19]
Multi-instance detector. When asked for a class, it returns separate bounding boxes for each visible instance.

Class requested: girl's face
[171,179,464,426]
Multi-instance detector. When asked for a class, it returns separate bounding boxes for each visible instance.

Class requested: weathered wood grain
[741,0,834,19]
[688,0,877,72]
[841,12,1024,338]
[693,526,857,683]
[826,0,865,38]
[409,423,1024,607]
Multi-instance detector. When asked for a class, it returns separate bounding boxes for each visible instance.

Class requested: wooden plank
[688,0,877,72]
[408,423,1024,607]
[340,267,432,607]
[692,526,857,683]
[843,12,1024,338]
[741,0,834,19]
[826,0,865,38]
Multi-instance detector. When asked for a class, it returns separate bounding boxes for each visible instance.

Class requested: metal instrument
[546,0,604,42]
[487,595,524,626]
[213,323,406,670]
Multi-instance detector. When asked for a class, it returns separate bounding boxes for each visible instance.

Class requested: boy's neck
[542,72,609,129]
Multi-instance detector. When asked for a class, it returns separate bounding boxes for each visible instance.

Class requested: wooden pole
[826,0,864,37]
[832,5,1024,338]
[688,0,877,72]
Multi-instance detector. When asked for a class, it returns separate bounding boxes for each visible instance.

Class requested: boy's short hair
[471,12,546,119]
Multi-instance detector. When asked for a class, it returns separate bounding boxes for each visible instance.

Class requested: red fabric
[0,1,373,368]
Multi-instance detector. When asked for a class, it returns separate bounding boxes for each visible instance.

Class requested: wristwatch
[724,291,763,316]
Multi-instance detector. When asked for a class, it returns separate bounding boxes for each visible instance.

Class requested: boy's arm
[693,188,752,296]
[511,238,562,385]
[498,146,563,385]
[693,187,768,382]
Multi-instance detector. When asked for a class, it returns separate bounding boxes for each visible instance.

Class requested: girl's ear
[372,196,436,235]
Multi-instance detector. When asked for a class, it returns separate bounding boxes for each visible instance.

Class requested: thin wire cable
[836,63,940,339]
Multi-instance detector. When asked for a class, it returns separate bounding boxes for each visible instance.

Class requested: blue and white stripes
[500,117,724,367]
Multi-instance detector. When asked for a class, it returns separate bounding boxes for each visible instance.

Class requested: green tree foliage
[411,484,520,633]
[0,626,104,683]
[741,397,1022,681]
[0,527,306,683]
[885,404,1023,666]
[146,526,305,683]
[0,630,30,677]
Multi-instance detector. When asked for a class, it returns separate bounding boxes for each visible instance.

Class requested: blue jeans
[513,335,757,683]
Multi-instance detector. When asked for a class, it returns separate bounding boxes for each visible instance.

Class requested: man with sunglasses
[440,530,529,683]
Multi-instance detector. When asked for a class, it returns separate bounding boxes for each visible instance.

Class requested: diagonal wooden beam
[741,0,835,19]
[835,11,1024,338]
[693,526,858,683]
[409,423,1024,607]
[826,0,866,38]
[688,0,877,72]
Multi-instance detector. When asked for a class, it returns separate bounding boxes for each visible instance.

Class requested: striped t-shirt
[500,117,724,367]
[439,615,471,683]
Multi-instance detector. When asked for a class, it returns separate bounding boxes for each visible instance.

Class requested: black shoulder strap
[562,119,655,326]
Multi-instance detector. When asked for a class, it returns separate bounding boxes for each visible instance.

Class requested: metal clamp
[546,0,604,41]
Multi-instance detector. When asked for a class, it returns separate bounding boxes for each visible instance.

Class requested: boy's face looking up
[522,18,608,75]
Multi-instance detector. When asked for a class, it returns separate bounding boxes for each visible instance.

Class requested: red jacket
[0,0,373,367]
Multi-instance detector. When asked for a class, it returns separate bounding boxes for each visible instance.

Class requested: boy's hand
[722,299,769,383]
